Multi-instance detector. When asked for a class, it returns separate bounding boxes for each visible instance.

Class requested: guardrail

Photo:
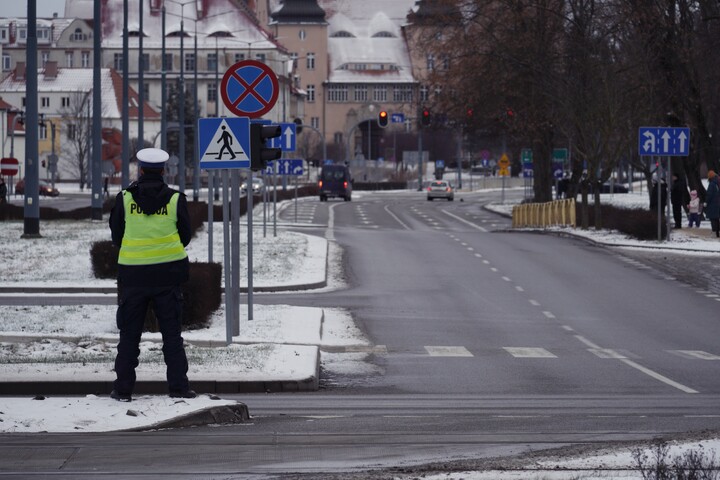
[512,199,576,228]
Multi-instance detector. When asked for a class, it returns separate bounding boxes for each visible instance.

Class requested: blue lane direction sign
[391,113,405,124]
[265,159,304,176]
[638,127,690,156]
[269,122,297,151]
[198,117,251,169]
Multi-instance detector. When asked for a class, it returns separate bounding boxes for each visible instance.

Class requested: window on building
[143,83,150,100]
[420,85,429,103]
[0,29,7,42]
[81,51,90,67]
[22,97,26,107]
[208,83,218,102]
[38,28,50,42]
[71,28,84,41]
[442,54,450,70]
[234,53,245,63]
[2,54,10,71]
[67,124,76,140]
[373,85,387,103]
[334,132,343,144]
[207,52,217,71]
[354,84,367,102]
[141,53,150,71]
[307,84,315,102]
[185,53,195,71]
[61,97,71,108]
[426,54,435,71]
[39,123,48,140]
[327,84,348,102]
[113,53,123,71]
[393,85,413,103]
[163,53,173,71]
[290,52,298,68]
[311,117,319,129]
[255,53,266,63]
[19,28,27,41]
[41,51,49,67]
[41,97,50,108]
[66,51,74,68]
[299,30,307,40]
[306,53,315,70]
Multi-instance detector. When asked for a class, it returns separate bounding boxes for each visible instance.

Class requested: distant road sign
[266,159,303,176]
[220,60,279,118]
[638,127,690,156]
[198,117,251,169]
[391,113,405,124]
[1,157,19,176]
[269,122,297,151]
[498,153,510,177]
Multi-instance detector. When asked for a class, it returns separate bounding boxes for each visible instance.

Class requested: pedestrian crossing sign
[198,117,251,170]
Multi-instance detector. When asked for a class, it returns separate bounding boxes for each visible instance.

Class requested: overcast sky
[2,0,67,18]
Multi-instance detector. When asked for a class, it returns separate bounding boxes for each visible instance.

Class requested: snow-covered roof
[0,67,157,120]
[95,0,281,52]
[324,1,414,84]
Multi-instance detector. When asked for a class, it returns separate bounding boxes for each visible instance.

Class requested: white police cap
[137,148,169,168]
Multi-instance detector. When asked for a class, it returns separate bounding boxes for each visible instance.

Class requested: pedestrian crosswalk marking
[504,347,557,358]
[425,346,473,357]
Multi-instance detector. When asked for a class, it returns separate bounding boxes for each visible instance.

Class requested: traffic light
[293,117,303,135]
[466,107,473,119]
[421,108,431,127]
[378,110,388,128]
[250,123,281,171]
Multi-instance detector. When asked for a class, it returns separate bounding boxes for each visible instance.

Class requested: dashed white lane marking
[543,311,556,319]
[425,346,474,357]
[670,350,720,360]
[562,325,574,331]
[502,276,511,282]
[467,247,475,251]
[515,286,524,292]
[482,260,490,265]
[474,253,482,258]
[588,348,628,359]
[529,300,540,306]
[575,335,698,394]
[490,267,498,272]
[504,347,557,358]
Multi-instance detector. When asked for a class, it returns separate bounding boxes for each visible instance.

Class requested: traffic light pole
[417,128,423,191]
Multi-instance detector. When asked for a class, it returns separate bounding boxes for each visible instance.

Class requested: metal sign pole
[208,171,213,263]
[263,172,268,238]
[656,156,661,242]
[247,169,254,321]
[221,170,233,345]
[295,174,298,223]
[231,169,241,333]
[666,158,672,242]
[273,161,278,237]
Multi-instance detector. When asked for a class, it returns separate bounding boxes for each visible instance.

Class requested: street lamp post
[138,0,144,148]
[122,0,130,187]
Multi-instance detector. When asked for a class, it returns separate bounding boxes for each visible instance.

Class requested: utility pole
[23,0,40,237]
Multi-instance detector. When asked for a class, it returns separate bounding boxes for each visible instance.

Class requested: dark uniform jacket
[109,171,192,287]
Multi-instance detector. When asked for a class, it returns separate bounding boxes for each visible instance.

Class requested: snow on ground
[2,188,720,479]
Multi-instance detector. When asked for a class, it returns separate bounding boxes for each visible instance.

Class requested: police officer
[109,148,195,402]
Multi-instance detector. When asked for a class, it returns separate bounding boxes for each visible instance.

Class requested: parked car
[318,164,352,201]
[427,180,454,201]
[15,179,60,197]
[240,178,264,196]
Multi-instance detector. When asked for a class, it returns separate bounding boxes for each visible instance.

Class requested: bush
[90,240,119,279]
[632,440,718,480]
[578,203,667,240]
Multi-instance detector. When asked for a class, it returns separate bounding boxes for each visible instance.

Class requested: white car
[427,180,454,201]
[240,178,265,196]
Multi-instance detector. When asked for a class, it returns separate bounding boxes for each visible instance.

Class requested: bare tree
[58,92,96,189]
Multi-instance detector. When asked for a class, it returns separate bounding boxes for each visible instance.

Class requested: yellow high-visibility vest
[118,191,188,266]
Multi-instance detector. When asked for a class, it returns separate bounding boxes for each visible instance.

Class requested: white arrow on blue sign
[391,113,405,124]
[269,122,297,151]
[265,159,304,176]
[638,127,690,156]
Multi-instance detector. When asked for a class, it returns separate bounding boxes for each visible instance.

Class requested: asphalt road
[4,188,720,478]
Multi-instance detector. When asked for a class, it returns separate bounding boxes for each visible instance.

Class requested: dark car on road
[318,164,352,201]
[15,179,60,197]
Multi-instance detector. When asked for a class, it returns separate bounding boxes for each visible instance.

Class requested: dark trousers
[114,285,189,395]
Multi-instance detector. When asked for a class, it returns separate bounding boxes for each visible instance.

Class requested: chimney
[44,61,58,79]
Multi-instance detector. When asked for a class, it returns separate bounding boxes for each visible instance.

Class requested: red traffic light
[466,108,473,118]
[421,108,430,127]
[378,110,388,128]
